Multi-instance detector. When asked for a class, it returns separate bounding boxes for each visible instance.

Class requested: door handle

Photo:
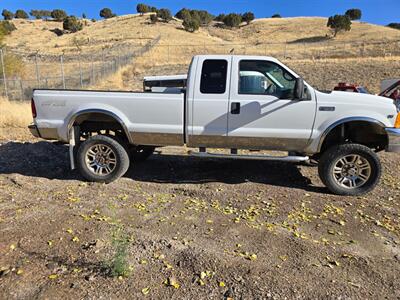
[231,102,240,114]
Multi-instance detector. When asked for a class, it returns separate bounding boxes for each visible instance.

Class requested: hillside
[6,15,400,58]
[3,15,400,95]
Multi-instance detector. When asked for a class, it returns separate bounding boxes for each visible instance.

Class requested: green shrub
[63,16,83,32]
[2,9,14,20]
[271,14,282,18]
[345,9,362,20]
[215,14,225,22]
[176,9,213,25]
[107,226,131,278]
[0,20,16,35]
[241,12,255,24]
[150,14,158,24]
[157,8,172,23]
[0,52,25,78]
[149,6,158,13]
[137,3,149,15]
[175,8,191,20]
[327,14,352,37]
[223,13,242,28]
[387,23,400,30]
[183,17,200,32]
[30,10,52,20]
[15,9,29,19]
[99,8,116,19]
[196,10,213,25]
[51,9,67,21]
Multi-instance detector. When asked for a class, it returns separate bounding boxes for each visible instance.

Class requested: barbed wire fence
[0,36,161,101]
[142,39,400,63]
[1,36,399,101]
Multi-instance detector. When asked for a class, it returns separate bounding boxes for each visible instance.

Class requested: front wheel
[318,144,381,196]
[77,135,130,183]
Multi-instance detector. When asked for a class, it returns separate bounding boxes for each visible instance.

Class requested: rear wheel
[318,144,381,196]
[77,135,130,183]
[129,145,155,162]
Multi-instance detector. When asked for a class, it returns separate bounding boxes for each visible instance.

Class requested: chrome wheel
[333,154,371,189]
[85,144,117,176]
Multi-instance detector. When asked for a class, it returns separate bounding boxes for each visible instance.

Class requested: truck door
[188,57,231,147]
[227,57,316,151]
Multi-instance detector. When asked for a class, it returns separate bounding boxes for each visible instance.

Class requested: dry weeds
[0,98,31,128]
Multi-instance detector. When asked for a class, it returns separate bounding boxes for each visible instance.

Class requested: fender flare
[67,108,133,144]
[317,116,387,152]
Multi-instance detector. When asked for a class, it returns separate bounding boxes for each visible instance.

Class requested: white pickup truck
[29,55,400,195]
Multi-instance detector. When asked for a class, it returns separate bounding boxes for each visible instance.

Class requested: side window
[239,60,296,99]
[200,59,228,94]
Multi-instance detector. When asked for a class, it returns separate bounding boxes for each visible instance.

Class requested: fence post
[91,59,95,84]
[60,54,66,89]
[284,41,288,59]
[78,52,83,88]
[0,48,8,99]
[35,53,40,87]
[19,78,24,100]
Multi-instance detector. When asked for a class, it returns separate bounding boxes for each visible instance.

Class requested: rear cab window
[200,59,228,94]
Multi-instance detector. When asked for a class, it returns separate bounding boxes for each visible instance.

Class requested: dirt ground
[0,128,399,299]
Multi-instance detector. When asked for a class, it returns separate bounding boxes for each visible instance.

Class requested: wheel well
[72,112,129,142]
[320,121,388,153]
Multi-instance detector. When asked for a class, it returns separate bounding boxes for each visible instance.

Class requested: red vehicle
[380,79,400,100]
[334,80,400,111]
[333,82,369,93]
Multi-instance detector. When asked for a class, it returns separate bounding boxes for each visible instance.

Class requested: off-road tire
[129,145,155,162]
[77,135,130,183]
[318,144,381,196]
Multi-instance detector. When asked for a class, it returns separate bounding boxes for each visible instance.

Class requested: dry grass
[0,98,31,128]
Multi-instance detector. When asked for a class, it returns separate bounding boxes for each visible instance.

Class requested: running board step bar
[188,151,309,163]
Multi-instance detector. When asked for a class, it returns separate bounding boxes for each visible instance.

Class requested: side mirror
[294,77,305,100]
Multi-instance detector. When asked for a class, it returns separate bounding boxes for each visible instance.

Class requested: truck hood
[314,90,398,128]
[317,90,395,107]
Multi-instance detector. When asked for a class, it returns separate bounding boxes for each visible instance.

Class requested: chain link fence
[141,39,400,65]
[0,36,160,100]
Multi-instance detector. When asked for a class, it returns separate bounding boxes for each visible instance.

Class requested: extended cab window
[239,60,296,99]
[200,59,228,94]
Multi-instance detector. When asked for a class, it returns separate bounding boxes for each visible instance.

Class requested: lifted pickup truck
[29,55,400,196]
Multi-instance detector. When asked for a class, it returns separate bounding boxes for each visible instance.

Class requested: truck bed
[32,89,185,145]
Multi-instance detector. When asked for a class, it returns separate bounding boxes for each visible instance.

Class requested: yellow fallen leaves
[141,287,150,295]
[219,281,226,287]
[325,256,340,268]
[164,277,180,289]
[72,236,80,243]
[48,274,58,279]
[9,244,16,251]
[66,228,73,234]
[47,240,53,247]
[16,269,23,275]
[248,254,257,261]
[279,255,288,261]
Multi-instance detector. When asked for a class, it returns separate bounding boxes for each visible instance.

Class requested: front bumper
[386,128,400,153]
